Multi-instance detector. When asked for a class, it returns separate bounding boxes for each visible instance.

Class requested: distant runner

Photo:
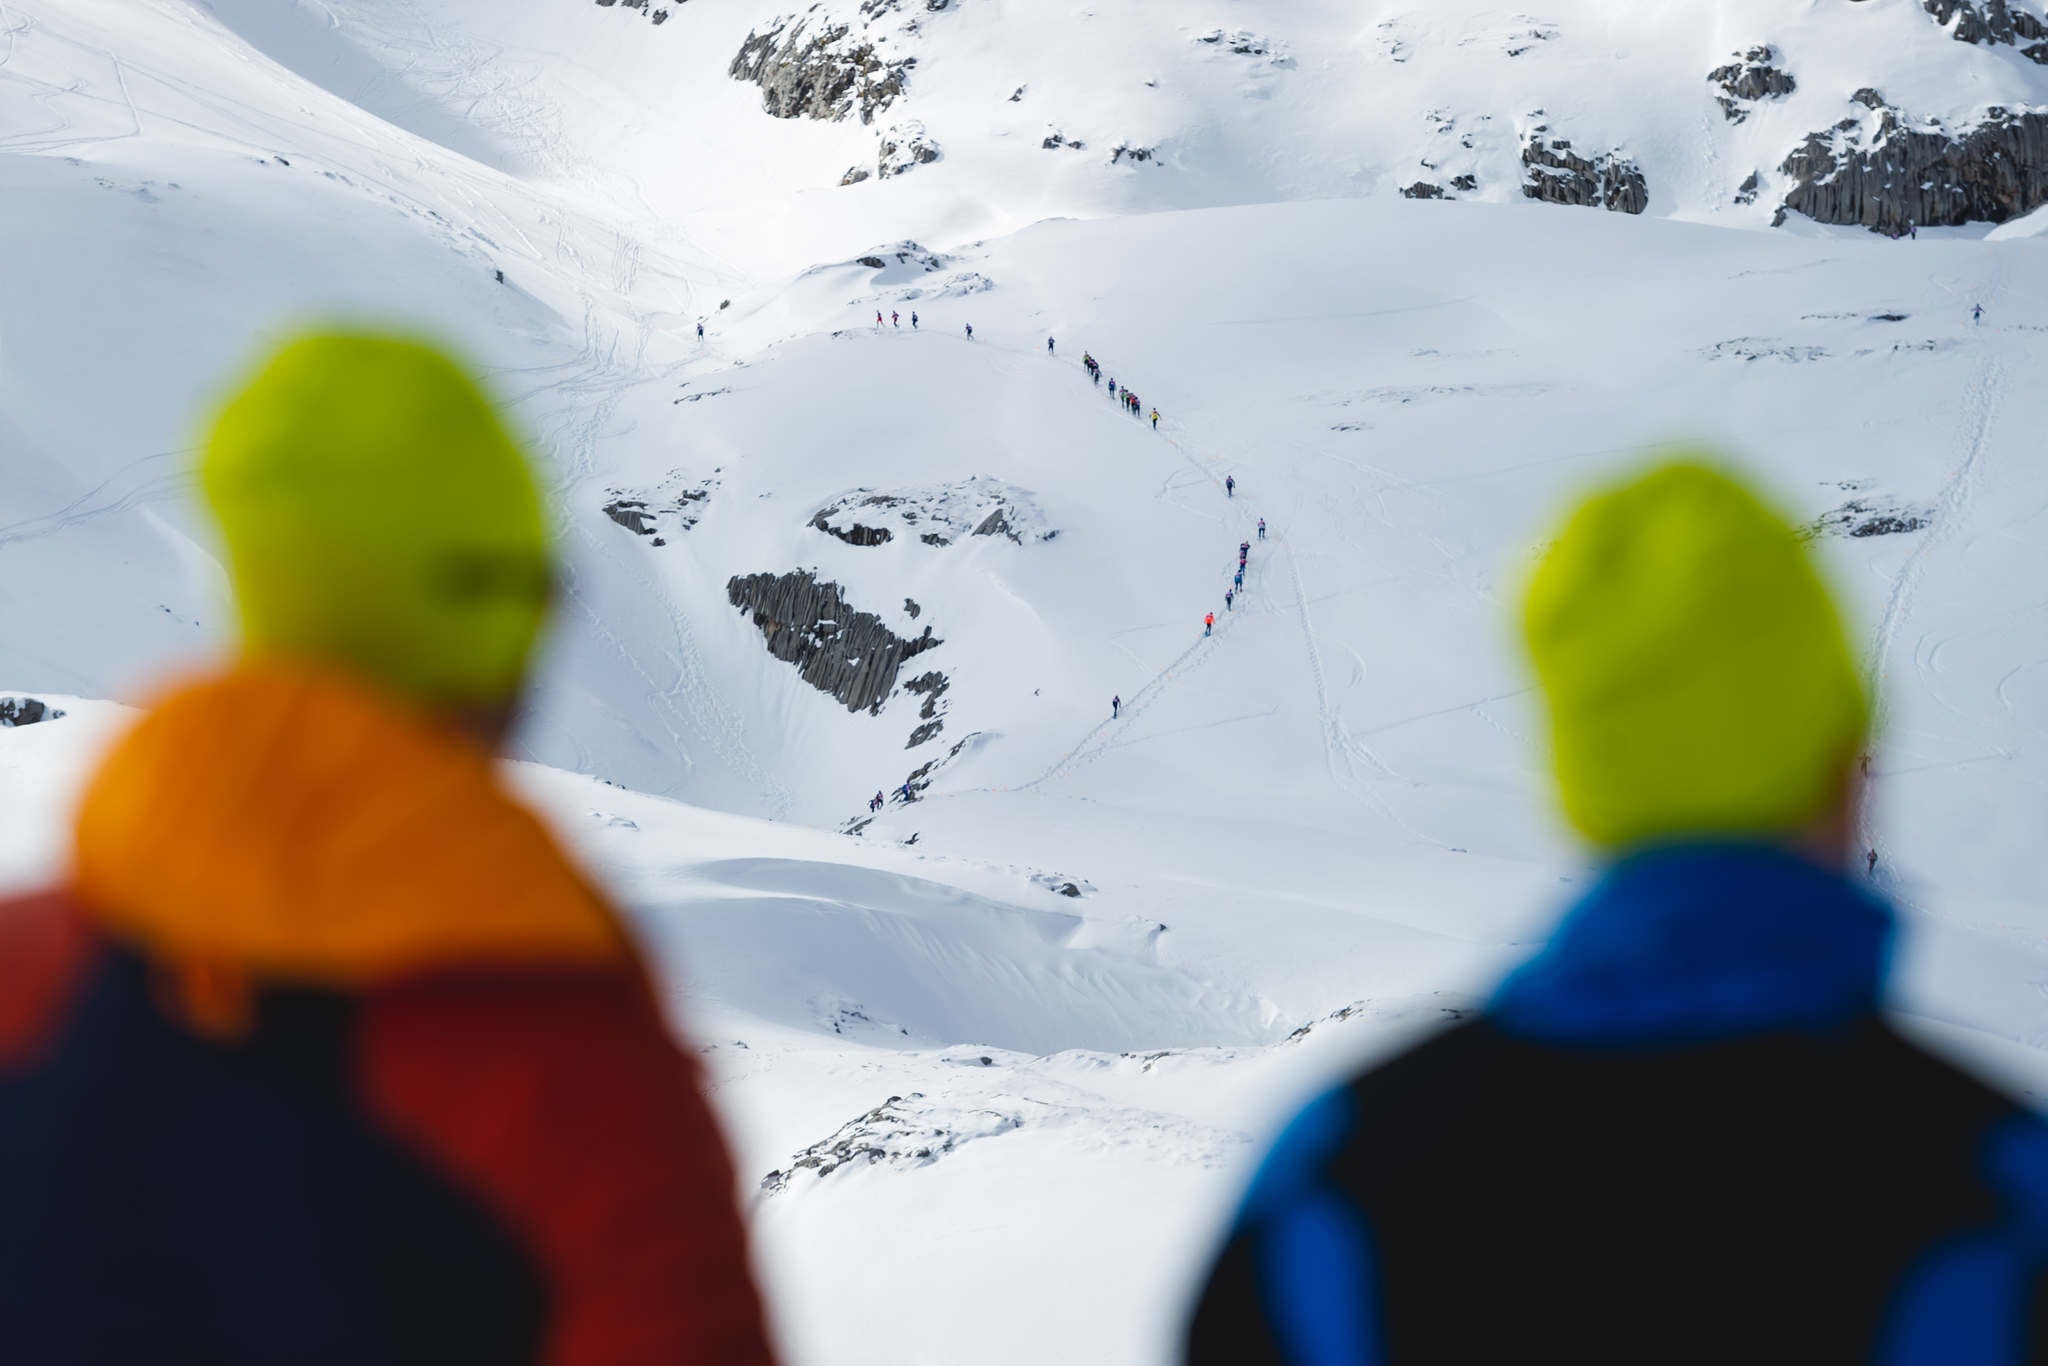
[1205,612,1215,637]
[1048,337,1056,354]
[1151,408,1160,430]
[965,322,974,340]
[1258,518,1267,540]
[1112,695,1122,719]
[1226,476,1235,498]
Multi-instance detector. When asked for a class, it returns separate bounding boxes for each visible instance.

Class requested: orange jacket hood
[72,664,628,987]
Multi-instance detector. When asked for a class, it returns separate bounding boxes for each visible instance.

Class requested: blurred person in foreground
[0,332,778,1365]
[1185,459,2048,1364]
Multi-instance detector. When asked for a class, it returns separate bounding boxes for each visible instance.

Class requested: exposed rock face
[1042,131,1086,151]
[903,669,949,748]
[1911,0,2048,62]
[1401,181,1446,200]
[1194,28,1274,56]
[601,475,714,546]
[1521,123,1648,213]
[1110,144,1157,166]
[810,480,1055,548]
[728,569,939,714]
[1777,96,2048,235]
[1805,496,1933,539]
[1735,170,1763,204]
[1709,46,1797,123]
[760,1093,1021,1195]
[594,0,674,24]
[0,696,64,726]
[730,10,913,124]
[877,120,940,177]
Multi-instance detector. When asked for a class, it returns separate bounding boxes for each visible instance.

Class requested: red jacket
[0,665,778,1365]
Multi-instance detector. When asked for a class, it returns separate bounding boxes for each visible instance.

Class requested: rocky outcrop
[1709,46,1797,123]
[728,569,939,714]
[730,11,913,124]
[760,1093,1021,1195]
[1777,96,2048,235]
[1401,181,1446,200]
[1521,123,1648,213]
[877,121,940,177]
[602,475,714,546]
[810,480,1055,549]
[0,696,64,727]
[1805,496,1933,539]
[903,669,949,748]
[594,0,674,25]
[1909,0,2048,62]
[1110,144,1157,166]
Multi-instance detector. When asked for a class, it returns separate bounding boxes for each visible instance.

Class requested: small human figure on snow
[1112,695,1122,719]
[1258,518,1267,540]
[1226,475,1236,498]
[1204,612,1215,637]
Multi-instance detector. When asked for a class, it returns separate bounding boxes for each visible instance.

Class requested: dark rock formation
[1710,46,1797,123]
[1042,131,1086,151]
[1735,170,1763,205]
[812,480,1054,548]
[877,121,940,177]
[841,165,873,186]
[1907,0,2048,62]
[903,598,921,618]
[0,696,64,727]
[1805,497,1933,539]
[1451,173,1478,192]
[1521,123,1648,213]
[594,0,674,23]
[903,670,949,747]
[1778,96,2048,235]
[1110,144,1156,166]
[602,479,712,546]
[730,12,912,124]
[728,570,939,714]
[1401,181,1447,199]
[810,512,892,546]
[1194,28,1275,57]
[760,1093,1021,1195]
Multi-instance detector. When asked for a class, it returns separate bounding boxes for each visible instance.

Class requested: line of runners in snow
[860,326,1267,812]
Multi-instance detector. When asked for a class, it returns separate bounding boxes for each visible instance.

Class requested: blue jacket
[1187,844,2048,1365]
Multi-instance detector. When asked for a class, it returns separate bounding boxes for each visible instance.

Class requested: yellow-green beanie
[1523,458,1869,849]
[201,331,553,708]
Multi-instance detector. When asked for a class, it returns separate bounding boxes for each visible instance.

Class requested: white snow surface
[4,2,2048,1362]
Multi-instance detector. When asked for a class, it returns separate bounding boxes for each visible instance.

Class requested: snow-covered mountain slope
[180,0,2048,272]
[5,2,2048,1363]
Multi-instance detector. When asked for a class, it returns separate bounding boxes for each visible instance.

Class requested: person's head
[1523,457,1870,869]
[201,330,554,747]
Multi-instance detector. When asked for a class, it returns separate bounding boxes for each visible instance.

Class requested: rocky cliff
[1778,92,2048,235]
[1521,122,1647,213]
[730,8,913,124]
[727,568,940,714]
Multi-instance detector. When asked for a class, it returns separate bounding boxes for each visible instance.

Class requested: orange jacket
[0,664,777,1365]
